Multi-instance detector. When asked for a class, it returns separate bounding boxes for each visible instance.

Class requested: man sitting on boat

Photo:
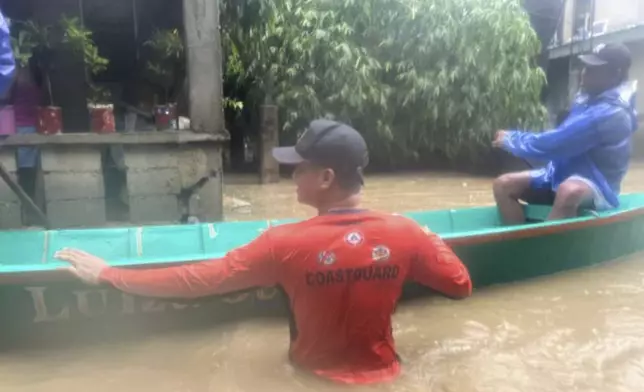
[55,119,472,385]
[492,43,637,224]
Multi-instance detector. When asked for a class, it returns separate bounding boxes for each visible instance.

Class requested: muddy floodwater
[2,163,644,392]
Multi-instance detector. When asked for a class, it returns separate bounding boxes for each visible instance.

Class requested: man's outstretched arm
[499,102,624,161]
[55,232,277,299]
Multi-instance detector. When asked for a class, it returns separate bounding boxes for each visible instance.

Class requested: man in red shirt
[56,119,472,385]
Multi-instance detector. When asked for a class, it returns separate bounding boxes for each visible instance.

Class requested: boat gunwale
[446,203,644,246]
[0,199,642,285]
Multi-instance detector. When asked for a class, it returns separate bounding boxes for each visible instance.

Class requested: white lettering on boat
[25,286,282,323]
[73,289,109,318]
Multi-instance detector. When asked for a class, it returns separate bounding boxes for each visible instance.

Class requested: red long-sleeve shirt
[100,211,472,384]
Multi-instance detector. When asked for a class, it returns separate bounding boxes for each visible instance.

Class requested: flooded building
[0,0,228,229]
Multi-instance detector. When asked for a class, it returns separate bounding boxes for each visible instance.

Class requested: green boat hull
[1,194,643,348]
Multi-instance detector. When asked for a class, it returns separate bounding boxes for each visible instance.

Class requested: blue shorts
[526,170,613,211]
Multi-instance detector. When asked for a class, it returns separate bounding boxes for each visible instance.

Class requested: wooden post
[183,0,226,221]
[259,105,280,184]
[183,0,225,136]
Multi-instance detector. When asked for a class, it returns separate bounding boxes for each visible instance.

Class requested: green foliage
[221,0,548,165]
[9,20,54,104]
[87,83,112,106]
[19,20,52,51]
[223,97,244,111]
[9,17,110,105]
[60,16,108,76]
[59,16,110,105]
[10,20,52,69]
[145,29,184,60]
[143,29,185,104]
[10,29,37,68]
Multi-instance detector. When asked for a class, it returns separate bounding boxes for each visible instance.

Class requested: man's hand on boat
[492,130,507,148]
[55,248,107,285]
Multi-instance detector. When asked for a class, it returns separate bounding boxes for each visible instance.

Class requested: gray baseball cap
[579,43,632,71]
[272,119,369,182]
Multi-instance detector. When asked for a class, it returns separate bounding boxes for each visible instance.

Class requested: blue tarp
[0,10,15,98]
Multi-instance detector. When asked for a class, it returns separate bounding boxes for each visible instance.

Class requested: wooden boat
[1,193,643,348]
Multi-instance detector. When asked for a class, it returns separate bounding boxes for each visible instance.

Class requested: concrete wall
[122,144,223,224]
[0,133,225,229]
[40,146,107,228]
[594,0,644,33]
[561,0,644,43]
[562,0,575,44]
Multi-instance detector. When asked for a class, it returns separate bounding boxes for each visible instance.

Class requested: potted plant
[86,84,114,134]
[11,20,62,135]
[60,16,113,133]
[144,29,185,130]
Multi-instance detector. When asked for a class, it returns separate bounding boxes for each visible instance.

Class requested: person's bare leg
[492,172,533,225]
[548,179,594,221]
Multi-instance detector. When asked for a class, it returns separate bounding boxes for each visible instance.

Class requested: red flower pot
[154,104,177,131]
[89,105,115,134]
[37,106,63,135]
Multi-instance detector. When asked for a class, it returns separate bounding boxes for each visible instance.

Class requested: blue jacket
[0,10,15,97]
[502,81,638,208]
